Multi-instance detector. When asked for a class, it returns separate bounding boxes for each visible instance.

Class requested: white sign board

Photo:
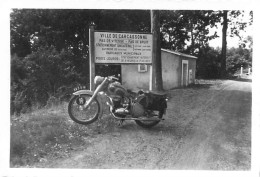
[94,32,152,64]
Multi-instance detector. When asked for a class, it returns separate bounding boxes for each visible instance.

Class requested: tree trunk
[191,28,194,55]
[221,10,228,78]
[150,10,163,91]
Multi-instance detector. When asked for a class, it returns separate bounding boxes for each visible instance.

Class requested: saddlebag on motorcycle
[146,92,167,111]
[135,92,167,112]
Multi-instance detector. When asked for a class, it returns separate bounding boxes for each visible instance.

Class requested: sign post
[89,23,95,91]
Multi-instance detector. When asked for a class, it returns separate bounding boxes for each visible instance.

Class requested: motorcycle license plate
[73,86,87,92]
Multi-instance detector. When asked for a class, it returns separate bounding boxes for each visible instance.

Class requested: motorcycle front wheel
[68,94,100,125]
[135,110,163,128]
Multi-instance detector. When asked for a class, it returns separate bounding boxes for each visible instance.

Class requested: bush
[196,46,221,79]
[10,46,84,115]
[226,47,252,75]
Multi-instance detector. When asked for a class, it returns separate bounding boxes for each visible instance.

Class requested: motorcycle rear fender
[72,89,103,119]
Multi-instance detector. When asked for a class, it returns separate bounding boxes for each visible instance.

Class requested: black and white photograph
[1,0,259,176]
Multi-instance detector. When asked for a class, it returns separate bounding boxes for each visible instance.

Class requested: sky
[209,26,252,48]
[208,11,253,48]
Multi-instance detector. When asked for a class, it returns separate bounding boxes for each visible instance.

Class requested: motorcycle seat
[127,89,167,97]
[127,89,135,94]
[127,89,144,95]
[147,91,167,97]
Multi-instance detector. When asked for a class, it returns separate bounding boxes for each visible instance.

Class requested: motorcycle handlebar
[108,75,119,81]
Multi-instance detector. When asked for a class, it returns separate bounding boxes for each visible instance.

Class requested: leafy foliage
[10,9,151,114]
[196,46,222,79]
[160,10,220,55]
[226,47,252,74]
[196,43,252,79]
[218,10,253,77]
[11,46,79,114]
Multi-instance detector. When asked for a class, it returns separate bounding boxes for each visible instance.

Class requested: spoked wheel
[68,94,101,125]
[135,110,163,128]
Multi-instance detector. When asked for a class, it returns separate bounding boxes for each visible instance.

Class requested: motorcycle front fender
[72,89,104,120]
[73,90,93,96]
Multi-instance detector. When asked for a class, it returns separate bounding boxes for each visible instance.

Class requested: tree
[151,10,163,91]
[226,47,252,74]
[183,11,220,55]
[220,10,228,77]
[160,10,223,79]
[10,9,152,114]
[160,11,189,52]
[196,46,221,79]
[219,10,252,78]
[160,10,220,55]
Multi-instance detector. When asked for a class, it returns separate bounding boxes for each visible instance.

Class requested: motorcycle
[68,75,168,128]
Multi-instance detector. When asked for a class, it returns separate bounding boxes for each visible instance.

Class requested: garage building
[121,48,197,91]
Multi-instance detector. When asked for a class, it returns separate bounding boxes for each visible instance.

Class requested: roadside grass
[10,102,112,167]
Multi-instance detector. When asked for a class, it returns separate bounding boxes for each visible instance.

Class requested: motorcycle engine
[131,95,146,118]
[111,96,122,109]
[112,96,130,116]
[131,102,145,118]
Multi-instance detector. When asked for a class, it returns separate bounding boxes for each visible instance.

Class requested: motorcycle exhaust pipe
[111,112,163,121]
[107,98,163,121]
[109,105,163,121]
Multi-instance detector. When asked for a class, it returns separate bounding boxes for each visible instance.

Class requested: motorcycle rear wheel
[135,110,163,128]
[68,94,100,125]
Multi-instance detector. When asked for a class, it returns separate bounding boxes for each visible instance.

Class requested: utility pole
[150,10,163,91]
[221,10,228,78]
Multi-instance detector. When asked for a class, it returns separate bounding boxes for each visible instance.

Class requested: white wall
[161,51,181,89]
[121,64,150,91]
[121,50,195,91]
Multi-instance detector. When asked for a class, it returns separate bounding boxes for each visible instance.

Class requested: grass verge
[10,103,109,167]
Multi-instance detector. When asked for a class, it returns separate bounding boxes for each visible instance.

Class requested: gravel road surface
[37,79,251,170]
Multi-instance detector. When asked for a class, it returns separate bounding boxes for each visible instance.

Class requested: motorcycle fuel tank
[107,82,127,97]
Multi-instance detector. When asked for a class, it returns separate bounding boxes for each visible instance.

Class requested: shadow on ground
[233,78,252,83]
[227,75,252,83]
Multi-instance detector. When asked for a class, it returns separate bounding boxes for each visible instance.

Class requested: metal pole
[149,65,153,90]
[240,65,243,77]
[89,23,95,91]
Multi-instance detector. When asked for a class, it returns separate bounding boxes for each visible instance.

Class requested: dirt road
[38,79,251,170]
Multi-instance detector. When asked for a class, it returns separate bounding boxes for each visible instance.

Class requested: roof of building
[161,48,198,59]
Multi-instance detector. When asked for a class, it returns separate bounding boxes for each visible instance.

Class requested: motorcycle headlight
[94,76,104,86]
